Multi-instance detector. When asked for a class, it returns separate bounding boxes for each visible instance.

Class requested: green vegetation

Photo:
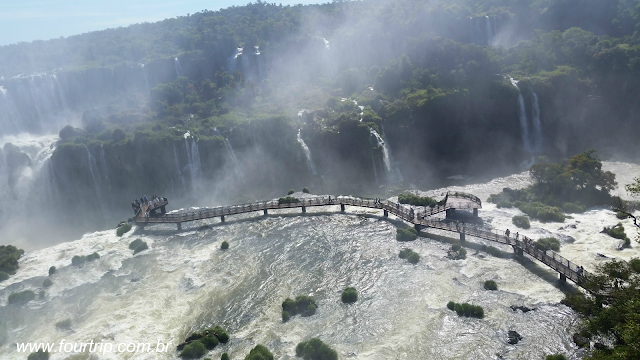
[71,252,100,266]
[8,290,35,305]
[0,245,24,276]
[302,187,310,193]
[221,354,230,360]
[282,295,318,321]
[245,345,273,360]
[43,278,53,287]
[221,241,229,250]
[0,272,8,282]
[561,258,640,359]
[48,266,56,276]
[396,227,418,241]
[512,215,531,229]
[288,189,296,195]
[56,319,72,330]
[536,237,561,252]
[603,223,631,248]
[483,280,498,290]
[279,196,300,205]
[448,302,484,318]
[129,238,149,254]
[27,350,49,360]
[545,354,567,360]
[117,223,133,237]
[448,244,467,260]
[398,193,442,207]
[489,151,616,222]
[295,338,338,360]
[481,245,503,257]
[341,287,358,303]
[616,211,629,220]
[179,326,230,358]
[399,248,420,264]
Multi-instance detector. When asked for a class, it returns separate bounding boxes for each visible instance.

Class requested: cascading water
[510,77,533,154]
[85,147,107,218]
[254,46,265,81]
[371,152,379,184]
[227,48,242,74]
[321,37,330,49]
[174,57,184,77]
[98,144,110,190]
[297,129,317,176]
[139,63,151,96]
[485,16,493,45]
[370,128,402,183]
[531,90,543,152]
[183,132,202,190]
[224,137,245,182]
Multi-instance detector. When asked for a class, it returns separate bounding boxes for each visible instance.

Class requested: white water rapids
[1,162,639,359]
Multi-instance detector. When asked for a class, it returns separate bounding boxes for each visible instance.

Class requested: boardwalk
[134,192,589,288]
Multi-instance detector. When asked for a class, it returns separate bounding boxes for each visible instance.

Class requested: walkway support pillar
[460,233,465,242]
[384,210,388,217]
[341,204,345,212]
[302,206,306,214]
[221,215,225,223]
[560,273,566,282]
[161,206,166,214]
[263,209,268,215]
[473,208,478,217]
[515,248,523,257]
[177,223,182,230]
[415,224,421,231]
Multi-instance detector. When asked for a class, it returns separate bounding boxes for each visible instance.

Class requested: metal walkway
[134,192,589,288]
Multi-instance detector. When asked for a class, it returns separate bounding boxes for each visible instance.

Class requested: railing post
[384,210,388,217]
[302,206,306,213]
[341,204,345,212]
[559,273,566,282]
[221,215,225,223]
[177,222,182,230]
[263,209,268,215]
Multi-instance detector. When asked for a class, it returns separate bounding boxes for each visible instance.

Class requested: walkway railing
[134,194,588,288]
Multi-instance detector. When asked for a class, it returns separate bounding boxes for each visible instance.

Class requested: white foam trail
[297,129,317,176]
[510,77,533,153]
[531,90,542,152]
[174,58,184,77]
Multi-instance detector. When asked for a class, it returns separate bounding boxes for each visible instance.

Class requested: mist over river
[1,161,639,360]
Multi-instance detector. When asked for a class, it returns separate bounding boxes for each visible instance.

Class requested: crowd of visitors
[132,195,167,216]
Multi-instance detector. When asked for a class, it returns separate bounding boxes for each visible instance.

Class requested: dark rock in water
[508,330,523,345]
[197,225,211,231]
[510,305,534,313]
[573,333,589,348]
[597,253,609,258]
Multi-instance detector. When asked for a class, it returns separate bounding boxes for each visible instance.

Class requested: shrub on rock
[180,340,206,359]
[0,271,8,282]
[545,355,567,360]
[0,244,24,274]
[302,187,310,193]
[288,189,295,195]
[282,295,318,320]
[483,280,497,290]
[27,349,49,360]
[8,290,35,305]
[221,241,229,250]
[407,252,420,264]
[221,353,230,360]
[341,287,358,303]
[448,301,484,318]
[245,344,273,360]
[396,227,417,241]
[117,223,132,237]
[282,310,290,322]
[536,237,561,251]
[512,215,530,229]
[295,338,338,360]
[48,266,56,276]
[43,278,53,287]
[129,239,148,254]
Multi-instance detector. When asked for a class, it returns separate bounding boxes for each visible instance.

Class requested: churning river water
[1,161,639,360]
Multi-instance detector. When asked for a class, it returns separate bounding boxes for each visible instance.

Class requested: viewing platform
[131,191,590,289]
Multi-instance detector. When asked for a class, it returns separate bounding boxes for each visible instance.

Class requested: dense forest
[1,0,640,230]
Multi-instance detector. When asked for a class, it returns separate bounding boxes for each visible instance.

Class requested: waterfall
[370,128,403,183]
[98,144,110,190]
[297,129,317,176]
[85,147,107,218]
[224,137,245,182]
[241,54,250,76]
[255,46,265,81]
[531,90,543,152]
[485,16,493,45]
[139,63,151,96]
[183,132,202,189]
[371,153,378,184]
[174,57,184,77]
[510,77,532,153]
[172,145,185,191]
[227,48,242,74]
[321,37,330,50]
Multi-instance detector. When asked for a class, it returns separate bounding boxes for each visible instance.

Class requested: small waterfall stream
[174,57,184,77]
[297,129,318,176]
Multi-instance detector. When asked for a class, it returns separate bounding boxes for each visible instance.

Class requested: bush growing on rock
[288,189,295,195]
[484,280,497,290]
[0,271,8,281]
[282,295,317,320]
[629,258,640,273]
[180,341,206,359]
[279,196,300,204]
[448,301,484,318]
[282,310,290,322]
[129,239,149,254]
[0,244,24,275]
[512,215,530,229]
[518,202,565,222]
[616,211,628,220]
[245,344,273,360]
[562,202,585,213]
[43,278,53,287]
[302,187,310,193]
[545,355,567,360]
[535,237,561,251]
[396,227,417,241]
[221,241,229,250]
[398,193,438,207]
[341,287,358,303]
[221,353,230,360]
[447,301,455,310]
[27,349,49,360]
[212,326,229,343]
[56,319,72,330]
[8,290,35,305]
[602,223,630,248]
[72,252,100,266]
[448,244,467,260]
[295,338,338,360]
[117,223,132,237]
[407,252,420,264]
[48,266,56,276]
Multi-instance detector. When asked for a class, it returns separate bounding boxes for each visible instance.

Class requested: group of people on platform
[132,195,167,216]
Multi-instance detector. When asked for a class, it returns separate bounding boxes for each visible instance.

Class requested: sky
[0,0,323,46]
